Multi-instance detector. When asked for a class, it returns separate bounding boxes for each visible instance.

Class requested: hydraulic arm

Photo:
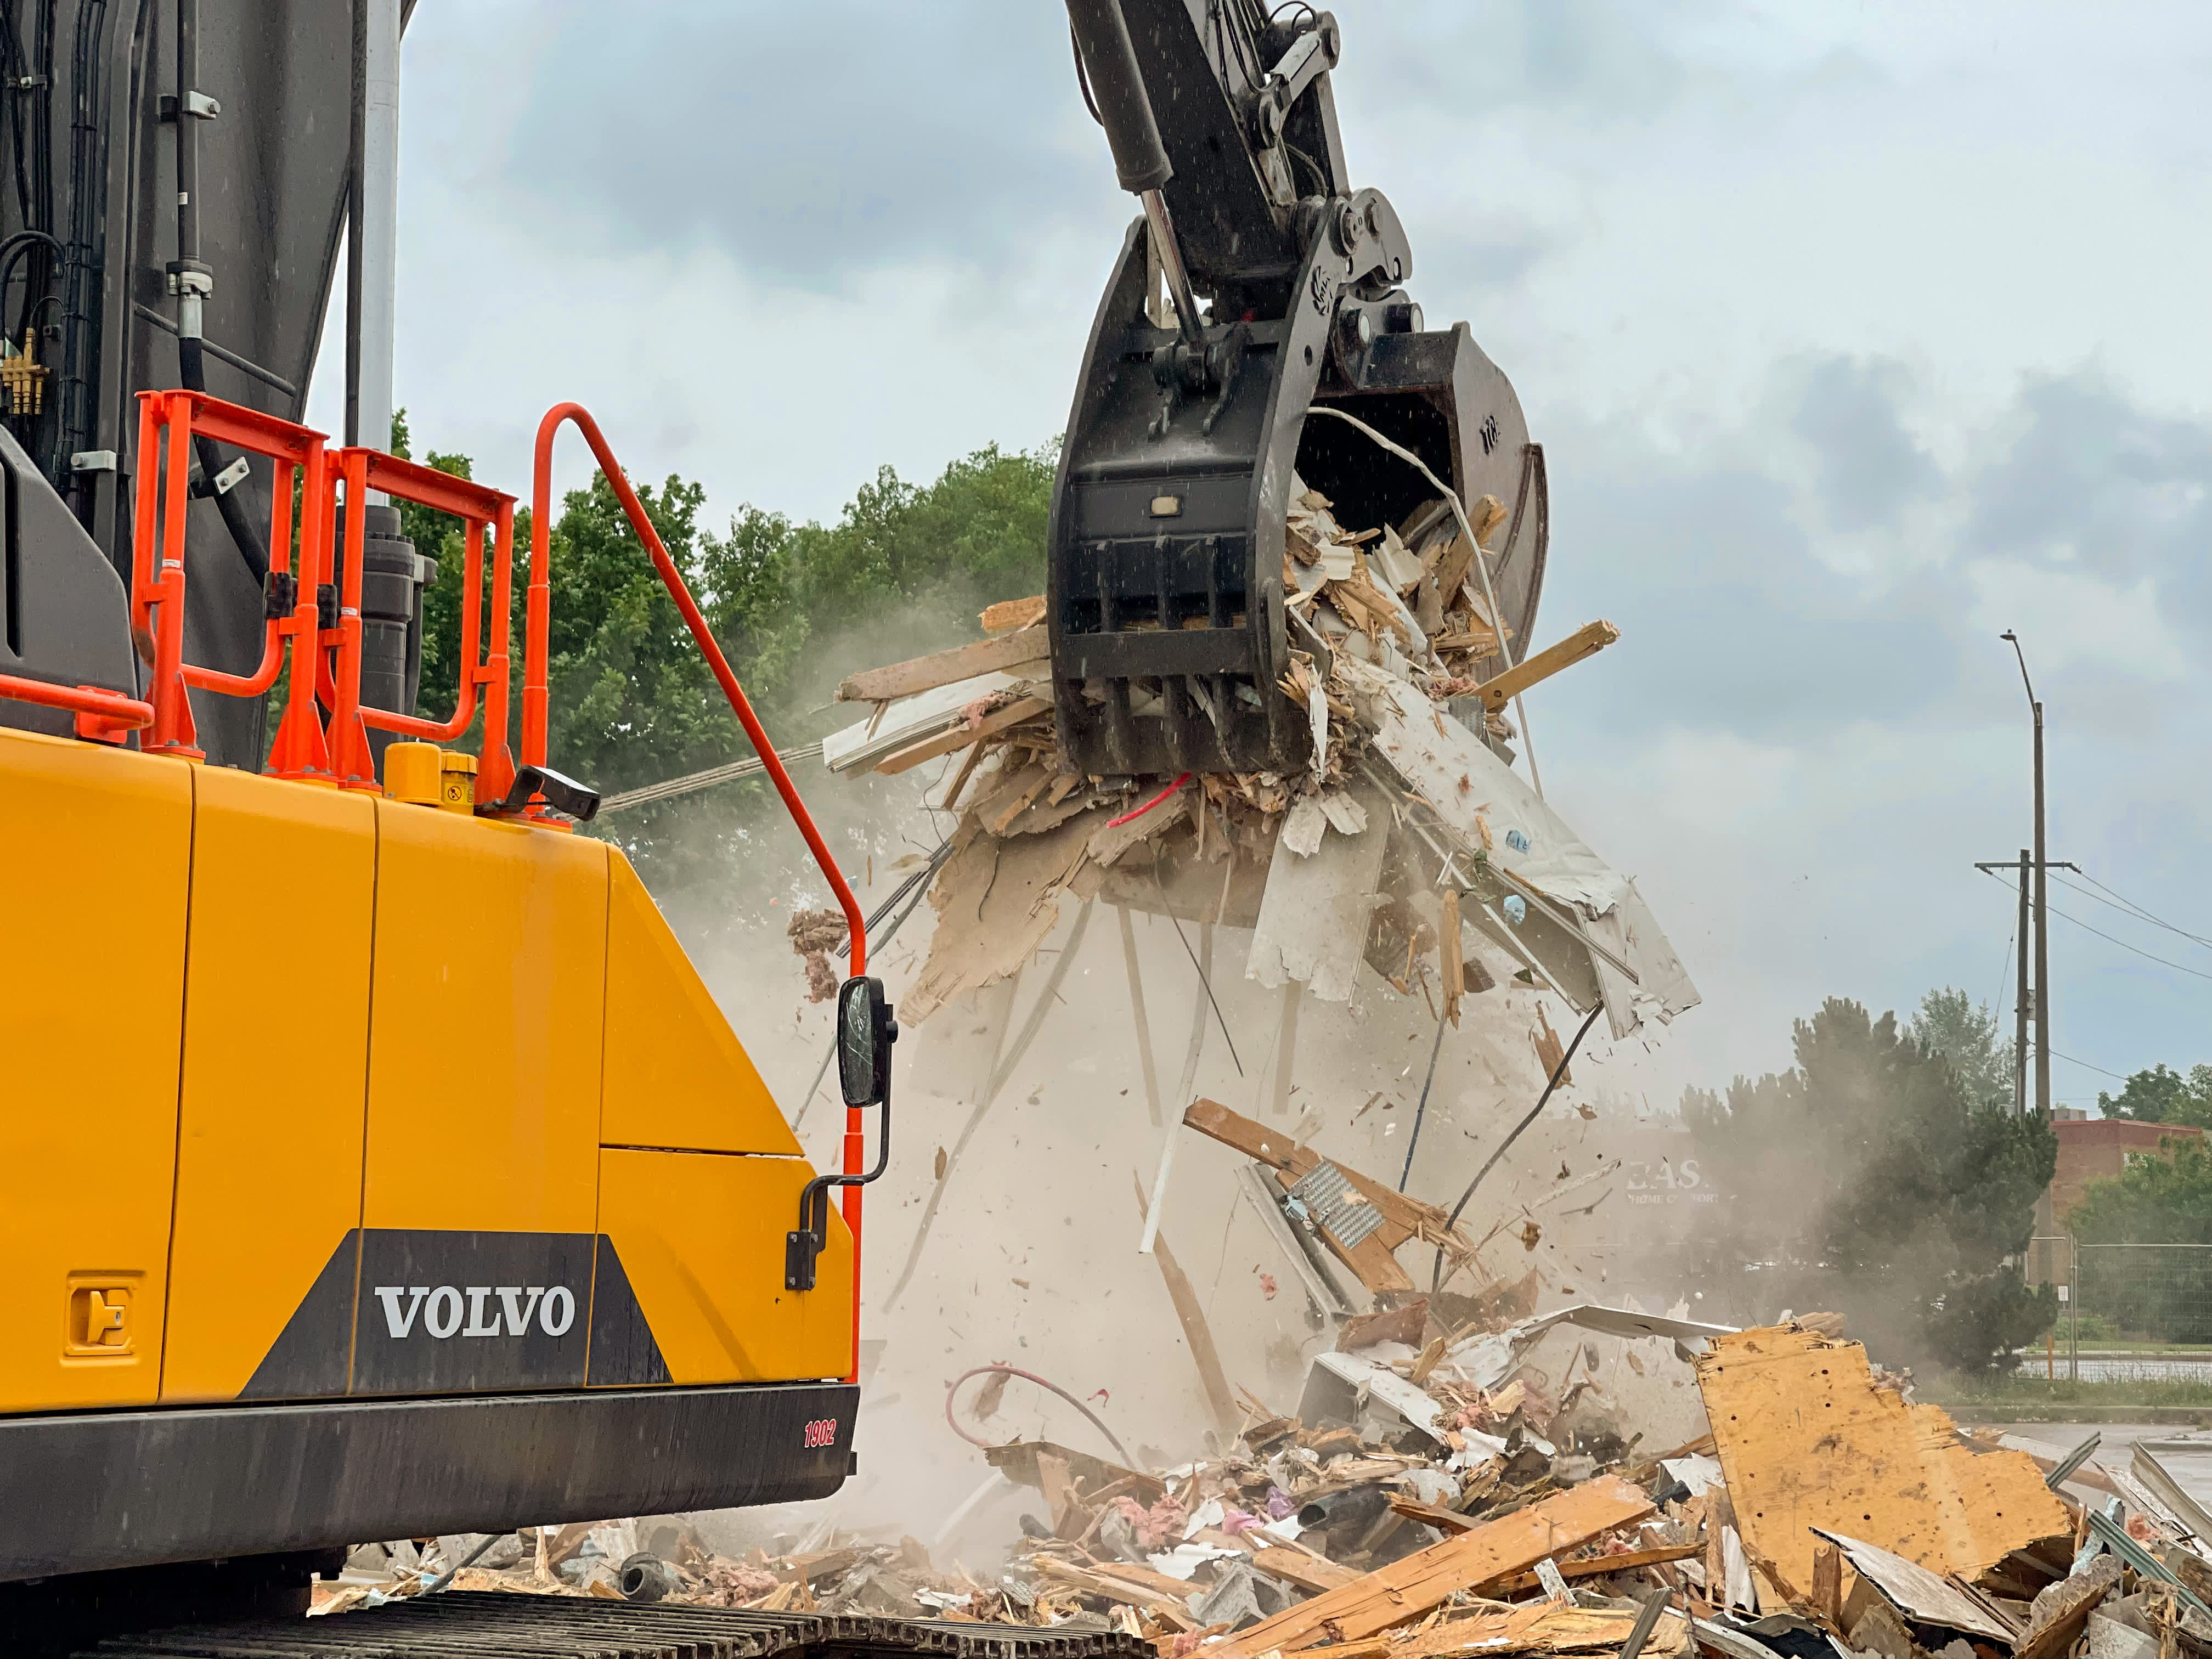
[1049,0,1548,776]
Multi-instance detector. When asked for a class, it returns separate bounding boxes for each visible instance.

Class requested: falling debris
[817,474,1699,1035]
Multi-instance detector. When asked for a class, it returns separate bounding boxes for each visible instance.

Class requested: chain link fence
[2025,1239,2212,1381]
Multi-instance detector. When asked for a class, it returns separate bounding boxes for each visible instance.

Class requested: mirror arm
[785,1079,891,1293]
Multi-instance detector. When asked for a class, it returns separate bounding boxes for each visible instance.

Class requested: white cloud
[1965,561,2191,681]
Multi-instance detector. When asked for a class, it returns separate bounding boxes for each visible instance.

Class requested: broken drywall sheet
[822,668,1031,773]
[1246,775,1389,1002]
[1344,655,1698,1037]
[899,806,1111,1024]
[1587,876,1702,1038]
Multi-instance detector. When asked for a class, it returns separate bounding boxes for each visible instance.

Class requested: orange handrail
[324,445,518,793]
[528,403,872,1374]
[129,389,330,770]
[0,672,154,739]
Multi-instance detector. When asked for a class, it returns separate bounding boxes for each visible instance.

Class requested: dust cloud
[641,725,1705,1570]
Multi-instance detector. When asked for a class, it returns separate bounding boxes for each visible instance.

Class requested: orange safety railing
[0,672,153,741]
[2,388,876,1353]
[529,403,872,1377]
[129,389,332,765]
[324,445,518,795]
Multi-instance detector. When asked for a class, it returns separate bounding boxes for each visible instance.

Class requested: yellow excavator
[0,0,1539,1651]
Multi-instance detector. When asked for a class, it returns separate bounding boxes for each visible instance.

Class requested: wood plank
[980,595,1047,634]
[1442,889,1464,1025]
[1037,1451,1085,1541]
[1484,1542,1708,1592]
[1696,1324,2069,1604]
[1250,1545,1361,1594]
[1471,620,1621,713]
[1085,1559,1208,1601]
[1028,1556,1196,1629]
[1136,1176,1240,1435]
[837,628,1049,702]
[1208,1477,1656,1658]
[874,696,1052,775]
[1184,1096,1304,1169]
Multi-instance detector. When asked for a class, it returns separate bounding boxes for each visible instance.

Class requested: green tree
[2073,1141,2212,1244]
[394,424,1058,899]
[2069,1140,2212,1341]
[1679,997,2057,1374]
[1909,986,2015,1111]
[2098,1063,2212,1126]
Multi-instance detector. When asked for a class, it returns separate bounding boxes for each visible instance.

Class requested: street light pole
[2003,631,2051,1116]
[2015,848,2030,1114]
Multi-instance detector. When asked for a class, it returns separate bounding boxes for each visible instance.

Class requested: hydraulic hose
[945,1364,1133,1465]
[173,0,268,583]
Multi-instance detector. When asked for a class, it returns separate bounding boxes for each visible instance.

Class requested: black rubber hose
[173,0,266,582]
[1430,1000,1605,1293]
[178,336,269,582]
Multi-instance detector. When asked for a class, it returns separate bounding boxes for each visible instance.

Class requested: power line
[2044,1047,2132,1085]
[2056,870,2212,952]
[1978,867,2212,986]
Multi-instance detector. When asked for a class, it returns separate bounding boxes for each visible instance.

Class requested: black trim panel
[0,1382,855,1582]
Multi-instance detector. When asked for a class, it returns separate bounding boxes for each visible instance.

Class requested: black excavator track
[79,1593,1158,1659]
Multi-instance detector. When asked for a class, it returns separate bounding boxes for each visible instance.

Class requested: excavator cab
[1049,0,1547,777]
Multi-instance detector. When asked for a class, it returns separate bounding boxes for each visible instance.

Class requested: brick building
[2027,1116,2204,1285]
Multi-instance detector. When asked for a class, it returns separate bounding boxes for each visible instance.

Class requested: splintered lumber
[1483,1542,1708,1594]
[1183,1097,1468,1293]
[875,695,1052,774]
[1470,620,1620,712]
[1208,1477,1656,1658]
[837,628,1049,702]
[1251,1545,1361,1594]
[980,594,1047,634]
[1696,1324,2069,1601]
[983,1439,1166,1504]
[1135,1175,1240,1435]
[1028,1556,1197,1628]
[1384,1602,1689,1659]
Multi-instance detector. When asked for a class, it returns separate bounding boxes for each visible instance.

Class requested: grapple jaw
[1046,201,1546,779]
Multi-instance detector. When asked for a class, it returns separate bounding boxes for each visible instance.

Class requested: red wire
[944,1364,1134,1465]
[1107,772,1192,829]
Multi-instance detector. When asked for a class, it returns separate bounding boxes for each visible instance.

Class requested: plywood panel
[1697,1323,2068,1599]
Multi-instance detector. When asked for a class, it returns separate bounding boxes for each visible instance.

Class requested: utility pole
[2030,680,2050,1114]
[2015,849,2030,1112]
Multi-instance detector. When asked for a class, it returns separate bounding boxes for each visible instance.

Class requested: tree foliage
[394,420,1058,888]
[1909,986,2015,1111]
[2098,1063,2212,1126]
[1680,996,2057,1374]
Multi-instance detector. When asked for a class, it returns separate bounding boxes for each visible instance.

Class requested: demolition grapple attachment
[1051,0,1548,777]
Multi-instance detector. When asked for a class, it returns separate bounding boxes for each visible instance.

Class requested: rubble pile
[323,1313,2212,1659]
[816,481,1697,1039]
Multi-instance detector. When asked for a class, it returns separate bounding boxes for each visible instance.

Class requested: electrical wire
[1431,1001,1604,1292]
[2050,870,2212,952]
[945,1364,1132,1466]
[1977,867,2212,985]
[2045,1049,2131,1085]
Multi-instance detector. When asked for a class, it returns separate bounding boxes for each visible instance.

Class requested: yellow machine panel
[364,804,608,1234]
[0,730,191,1411]
[599,1148,853,1384]
[162,767,376,1402]
[600,852,804,1155]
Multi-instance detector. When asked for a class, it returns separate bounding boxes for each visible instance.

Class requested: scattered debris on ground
[328,1312,2207,1659]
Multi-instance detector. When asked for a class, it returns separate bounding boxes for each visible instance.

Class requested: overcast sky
[334,1,2212,1105]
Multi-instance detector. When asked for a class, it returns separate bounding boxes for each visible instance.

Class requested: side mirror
[837,975,896,1107]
